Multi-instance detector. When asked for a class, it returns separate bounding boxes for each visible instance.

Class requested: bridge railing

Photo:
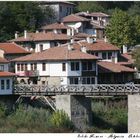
[13,84,140,96]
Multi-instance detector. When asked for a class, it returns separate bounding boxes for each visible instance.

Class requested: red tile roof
[62,14,90,23]
[0,57,9,63]
[0,71,16,77]
[0,43,30,54]
[121,53,134,63]
[41,22,70,30]
[118,53,134,66]
[72,40,120,52]
[12,46,99,62]
[90,12,110,17]
[11,32,71,42]
[98,61,135,73]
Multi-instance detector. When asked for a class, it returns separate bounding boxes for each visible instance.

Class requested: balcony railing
[17,70,39,77]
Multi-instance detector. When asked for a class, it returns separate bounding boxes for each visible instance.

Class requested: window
[40,44,43,52]
[70,8,72,14]
[31,63,37,70]
[60,6,62,12]
[108,52,112,59]
[82,77,95,84]
[69,77,78,84]
[71,62,79,71]
[21,64,24,71]
[6,79,10,89]
[34,63,37,70]
[82,62,93,71]
[62,63,66,71]
[1,80,4,90]
[95,52,98,56]
[42,81,45,85]
[93,17,97,20]
[17,64,20,71]
[0,65,4,71]
[102,52,107,59]
[42,63,46,71]
[25,64,28,71]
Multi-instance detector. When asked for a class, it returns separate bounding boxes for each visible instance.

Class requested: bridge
[13,84,140,132]
[13,84,140,95]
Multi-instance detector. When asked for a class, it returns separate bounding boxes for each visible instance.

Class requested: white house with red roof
[11,31,71,53]
[0,42,30,60]
[12,44,99,85]
[75,12,110,39]
[0,49,16,95]
[40,22,73,36]
[62,14,94,35]
[66,39,120,63]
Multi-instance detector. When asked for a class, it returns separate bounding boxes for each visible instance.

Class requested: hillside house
[67,38,135,83]
[0,43,30,60]
[12,44,99,85]
[76,12,110,39]
[62,14,94,35]
[40,22,72,35]
[10,31,71,53]
[0,50,16,95]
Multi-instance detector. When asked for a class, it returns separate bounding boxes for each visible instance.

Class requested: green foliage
[76,2,105,13]
[75,1,133,13]
[105,9,137,48]
[132,48,140,71]
[128,2,140,16]
[0,2,55,42]
[90,99,127,133]
[50,110,74,129]
[0,104,74,133]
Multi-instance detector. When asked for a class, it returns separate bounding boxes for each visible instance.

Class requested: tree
[0,2,55,42]
[105,9,137,48]
[133,15,140,44]
[132,48,140,71]
[128,2,140,16]
[75,1,105,13]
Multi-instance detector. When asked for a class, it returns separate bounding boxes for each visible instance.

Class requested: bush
[50,110,74,130]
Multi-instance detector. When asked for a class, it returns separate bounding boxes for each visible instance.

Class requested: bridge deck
[13,84,140,96]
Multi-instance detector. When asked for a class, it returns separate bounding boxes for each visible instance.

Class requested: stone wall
[56,95,92,132]
[128,95,140,133]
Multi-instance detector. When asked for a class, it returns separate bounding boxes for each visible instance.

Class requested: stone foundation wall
[56,95,92,132]
[128,95,140,133]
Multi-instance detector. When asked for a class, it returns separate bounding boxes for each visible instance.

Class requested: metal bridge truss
[14,84,140,96]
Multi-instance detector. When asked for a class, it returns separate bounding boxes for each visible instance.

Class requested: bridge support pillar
[56,95,92,132]
[128,95,140,133]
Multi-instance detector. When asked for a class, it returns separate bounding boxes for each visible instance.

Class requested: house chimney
[24,30,27,39]
[81,46,87,53]
[104,36,108,43]
[68,43,74,51]
[0,49,5,58]
[53,29,58,34]
[122,45,127,54]
[70,38,74,44]
[15,31,18,39]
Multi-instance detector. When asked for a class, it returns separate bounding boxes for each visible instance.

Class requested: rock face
[128,95,140,133]
[56,95,92,132]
